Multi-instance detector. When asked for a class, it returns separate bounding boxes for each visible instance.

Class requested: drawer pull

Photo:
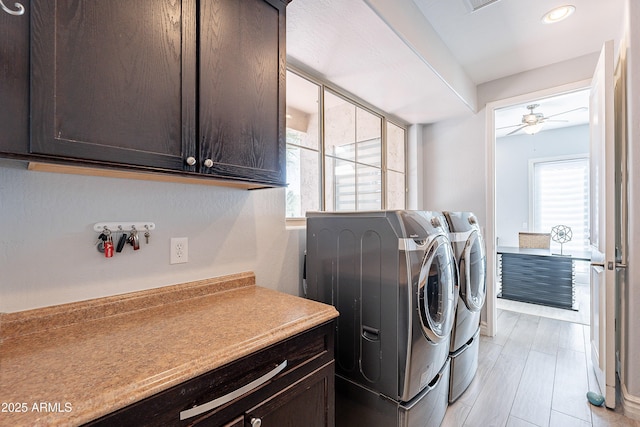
[179,360,288,420]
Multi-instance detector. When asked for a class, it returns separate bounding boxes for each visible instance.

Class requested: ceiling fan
[498,103,588,136]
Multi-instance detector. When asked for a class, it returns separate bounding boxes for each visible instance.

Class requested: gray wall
[496,124,590,248]
[0,160,305,312]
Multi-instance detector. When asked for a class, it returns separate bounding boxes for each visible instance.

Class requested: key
[144,231,150,244]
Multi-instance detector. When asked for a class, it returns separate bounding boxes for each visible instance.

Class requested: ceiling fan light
[542,5,576,24]
[523,123,543,135]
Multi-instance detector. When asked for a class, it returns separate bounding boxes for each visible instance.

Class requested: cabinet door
[244,362,335,427]
[0,6,29,154]
[30,0,197,171]
[199,0,286,186]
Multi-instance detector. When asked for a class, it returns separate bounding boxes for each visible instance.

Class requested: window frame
[285,66,408,222]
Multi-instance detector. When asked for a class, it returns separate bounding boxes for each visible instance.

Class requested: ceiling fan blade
[496,123,523,130]
[544,106,587,119]
[506,125,527,136]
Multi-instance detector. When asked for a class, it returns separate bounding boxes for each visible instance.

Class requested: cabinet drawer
[85,322,334,426]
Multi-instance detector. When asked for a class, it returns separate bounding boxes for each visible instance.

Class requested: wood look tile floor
[441,309,639,427]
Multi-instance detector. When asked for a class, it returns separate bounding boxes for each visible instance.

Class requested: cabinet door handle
[185,156,197,166]
[203,158,214,168]
[179,360,288,420]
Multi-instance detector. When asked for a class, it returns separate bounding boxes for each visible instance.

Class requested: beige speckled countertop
[0,272,338,426]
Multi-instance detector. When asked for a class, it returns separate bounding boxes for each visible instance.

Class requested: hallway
[442,309,638,427]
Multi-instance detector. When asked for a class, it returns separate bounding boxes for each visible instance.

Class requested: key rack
[94,222,156,257]
[93,222,156,233]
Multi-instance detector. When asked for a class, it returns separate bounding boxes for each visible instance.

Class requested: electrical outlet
[170,237,188,264]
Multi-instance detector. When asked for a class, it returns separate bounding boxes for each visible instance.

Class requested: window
[285,72,321,218]
[531,157,590,253]
[285,69,406,219]
[324,90,382,211]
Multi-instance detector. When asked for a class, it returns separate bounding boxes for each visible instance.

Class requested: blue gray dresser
[497,246,591,310]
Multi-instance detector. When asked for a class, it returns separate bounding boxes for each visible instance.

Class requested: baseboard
[621,383,640,421]
[480,320,489,337]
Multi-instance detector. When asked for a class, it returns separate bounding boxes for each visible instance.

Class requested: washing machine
[440,211,487,403]
[305,210,458,427]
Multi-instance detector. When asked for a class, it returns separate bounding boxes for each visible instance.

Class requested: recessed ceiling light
[542,5,576,24]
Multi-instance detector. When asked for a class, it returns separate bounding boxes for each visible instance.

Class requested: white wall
[0,160,305,312]
[421,112,486,221]
[495,124,590,248]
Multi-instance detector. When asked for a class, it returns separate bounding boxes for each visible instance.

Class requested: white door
[589,39,616,409]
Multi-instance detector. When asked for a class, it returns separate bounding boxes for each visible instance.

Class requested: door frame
[483,79,591,337]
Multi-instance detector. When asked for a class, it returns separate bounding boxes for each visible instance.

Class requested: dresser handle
[179,360,288,420]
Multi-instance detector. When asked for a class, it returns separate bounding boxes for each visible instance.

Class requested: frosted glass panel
[285,71,320,150]
[357,108,381,167]
[387,122,405,173]
[386,170,405,209]
[286,145,320,217]
[325,91,356,161]
[357,164,382,210]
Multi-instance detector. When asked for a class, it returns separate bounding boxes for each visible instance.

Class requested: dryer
[440,211,487,403]
[306,210,458,427]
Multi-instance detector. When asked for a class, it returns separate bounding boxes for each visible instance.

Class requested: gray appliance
[306,210,458,427]
[440,211,487,403]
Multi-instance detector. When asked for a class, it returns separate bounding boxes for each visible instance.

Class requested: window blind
[532,157,590,253]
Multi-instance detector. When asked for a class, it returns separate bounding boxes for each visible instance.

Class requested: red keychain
[104,233,114,258]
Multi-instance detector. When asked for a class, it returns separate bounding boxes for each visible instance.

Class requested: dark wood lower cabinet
[84,322,334,427]
[243,362,334,427]
[223,417,244,427]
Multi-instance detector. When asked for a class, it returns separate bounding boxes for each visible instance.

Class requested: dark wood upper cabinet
[27,0,287,186]
[199,0,286,185]
[0,3,29,154]
[30,0,197,171]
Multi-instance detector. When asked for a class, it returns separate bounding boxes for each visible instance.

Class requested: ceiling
[286,0,625,129]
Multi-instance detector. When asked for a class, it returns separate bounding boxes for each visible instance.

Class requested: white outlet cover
[170,237,188,264]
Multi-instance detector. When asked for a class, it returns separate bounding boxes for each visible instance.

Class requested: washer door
[418,234,457,343]
[459,229,487,312]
